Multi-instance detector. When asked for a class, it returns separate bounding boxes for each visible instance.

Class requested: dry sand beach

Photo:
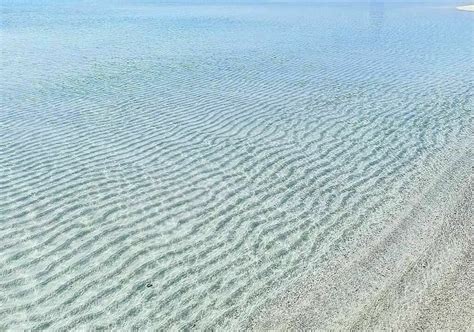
[457,4,474,11]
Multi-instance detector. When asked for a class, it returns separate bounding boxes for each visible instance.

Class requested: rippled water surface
[1,1,473,329]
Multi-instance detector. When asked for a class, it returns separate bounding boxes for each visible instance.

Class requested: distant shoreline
[456,5,474,11]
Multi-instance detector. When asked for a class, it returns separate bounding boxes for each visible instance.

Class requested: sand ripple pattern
[1,2,473,329]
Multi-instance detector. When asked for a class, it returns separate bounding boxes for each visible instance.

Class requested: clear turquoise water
[0,1,473,329]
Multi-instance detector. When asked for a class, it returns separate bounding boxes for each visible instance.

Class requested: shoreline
[248,143,473,330]
[456,4,474,11]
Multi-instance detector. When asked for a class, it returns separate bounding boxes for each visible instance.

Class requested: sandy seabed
[1,2,473,329]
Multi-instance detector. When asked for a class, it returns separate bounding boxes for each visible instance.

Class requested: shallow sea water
[0,1,473,329]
